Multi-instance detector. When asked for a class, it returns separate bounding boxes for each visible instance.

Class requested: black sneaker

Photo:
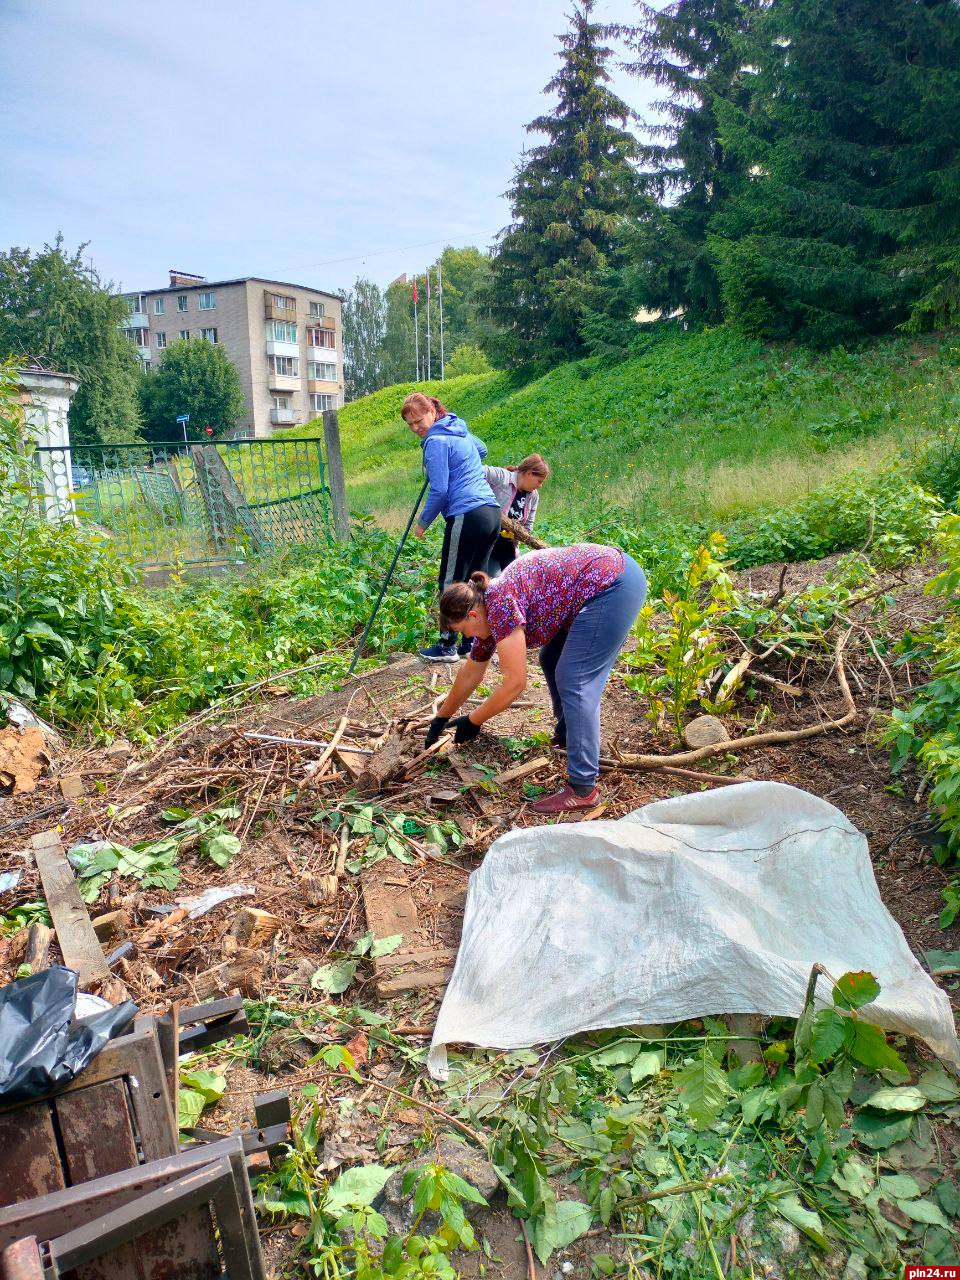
[457,637,474,658]
[419,640,459,663]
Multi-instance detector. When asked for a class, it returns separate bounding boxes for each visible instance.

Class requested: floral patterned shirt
[470,544,626,662]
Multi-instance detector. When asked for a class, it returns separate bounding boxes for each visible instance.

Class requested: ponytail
[440,573,489,627]
[401,391,449,422]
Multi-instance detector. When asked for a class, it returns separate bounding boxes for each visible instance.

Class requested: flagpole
[413,278,420,380]
[438,259,445,381]
[426,266,432,381]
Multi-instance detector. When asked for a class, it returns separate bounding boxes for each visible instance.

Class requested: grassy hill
[295,326,960,534]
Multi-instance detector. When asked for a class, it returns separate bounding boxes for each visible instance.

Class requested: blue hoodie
[419,414,498,529]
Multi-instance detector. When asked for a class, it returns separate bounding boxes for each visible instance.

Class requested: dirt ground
[1,551,957,1278]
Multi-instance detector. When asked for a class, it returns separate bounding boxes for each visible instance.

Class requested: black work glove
[424,716,449,748]
[452,714,482,745]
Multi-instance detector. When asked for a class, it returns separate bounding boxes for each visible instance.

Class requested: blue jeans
[539,555,647,790]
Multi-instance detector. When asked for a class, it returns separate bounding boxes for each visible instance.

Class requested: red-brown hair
[401,392,449,422]
[440,572,489,627]
[512,453,550,479]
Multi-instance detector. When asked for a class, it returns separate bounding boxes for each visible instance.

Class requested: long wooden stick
[619,630,855,771]
[500,514,546,550]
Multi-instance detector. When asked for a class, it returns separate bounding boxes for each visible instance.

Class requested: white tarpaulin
[428,781,959,1079]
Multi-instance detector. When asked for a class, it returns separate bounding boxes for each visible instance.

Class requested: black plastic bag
[0,966,137,1104]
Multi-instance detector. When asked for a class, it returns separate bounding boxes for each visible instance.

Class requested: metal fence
[33,438,333,569]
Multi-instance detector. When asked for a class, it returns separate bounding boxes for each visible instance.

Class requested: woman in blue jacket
[402,392,501,662]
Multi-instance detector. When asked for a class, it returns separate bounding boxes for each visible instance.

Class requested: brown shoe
[530,784,599,815]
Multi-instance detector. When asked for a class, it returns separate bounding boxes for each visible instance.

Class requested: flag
[412,279,418,305]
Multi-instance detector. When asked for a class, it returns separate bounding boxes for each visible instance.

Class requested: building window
[198,291,216,310]
[268,354,299,377]
[156,332,167,349]
[177,294,188,312]
[309,301,325,318]
[126,294,146,315]
[143,360,151,372]
[271,293,295,310]
[267,320,298,343]
[153,298,165,315]
[126,328,148,346]
[178,329,190,340]
[308,361,337,381]
[201,327,218,343]
[311,393,337,413]
[272,396,290,411]
[307,325,334,349]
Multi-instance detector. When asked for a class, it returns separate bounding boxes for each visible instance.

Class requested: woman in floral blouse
[423,544,646,814]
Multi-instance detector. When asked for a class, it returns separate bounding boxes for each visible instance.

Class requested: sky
[0,0,660,297]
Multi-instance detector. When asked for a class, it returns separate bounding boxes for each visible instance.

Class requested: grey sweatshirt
[483,465,539,531]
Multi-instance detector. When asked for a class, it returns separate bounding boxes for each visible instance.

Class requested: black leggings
[489,535,517,575]
[438,504,501,641]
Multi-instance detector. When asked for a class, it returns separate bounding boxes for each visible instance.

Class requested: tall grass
[294,327,960,530]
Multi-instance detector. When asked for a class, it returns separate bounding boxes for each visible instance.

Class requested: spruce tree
[487,1,641,367]
[620,0,760,324]
[713,0,960,346]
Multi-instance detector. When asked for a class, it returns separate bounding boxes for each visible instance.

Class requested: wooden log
[23,923,52,974]
[92,909,128,943]
[228,907,281,949]
[500,514,546,550]
[357,736,409,796]
[188,950,262,1002]
[491,755,553,787]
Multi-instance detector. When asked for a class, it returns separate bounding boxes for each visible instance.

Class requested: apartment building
[121,270,343,437]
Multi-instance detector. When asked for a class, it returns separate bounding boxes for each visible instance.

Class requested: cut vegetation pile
[4,537,960,1278]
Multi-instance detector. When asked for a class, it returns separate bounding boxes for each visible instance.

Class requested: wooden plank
[120,1018,179,1161]
[0,1107,65,1208]
[375,946,458,973]
[378,967,452,997]
[491,755,552,787]
[30,829,111,988]
[55,1079,138,1185]
[361,866,418,945]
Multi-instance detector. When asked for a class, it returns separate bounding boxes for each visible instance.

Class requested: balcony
[121,312,148,329]
[307,378,338,394]
[306,344,337,363]
[268,373,301,393]
[266,339,299,358]
[264,290,297,321]
[270,407,296,426]
[317,315,335,331]
[137,345,150,362]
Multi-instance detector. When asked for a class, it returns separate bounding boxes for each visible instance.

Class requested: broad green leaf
[352,930,374,957]
[673,1051,731,1129]
[310,958,359,993]
[809,1009,850,1063]
[350,806,374,835]
[179,1067,226,1104]
[533,1199,593,1262]
[935,1179,960,1217]
[593,1042,643,1067]
[259,1189,311,1217]
[918,1064,960,1103]
[862,1085,926,1112]
[177,1086,210,1129]
[832,1157,873,1200]
[849,1021,906,1073]
[851,1110,913,1150]
[630,1051,663,1083]
[741,1085,776,1125]
[324,1164,392,1214]
[832,971,881,1011]
[878,1173,920,1200]
[774,1193,828,1249]
[162,807,192,823]
[206,833,241,866]
[898,1197,950,1228]
[370,933,404,959]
